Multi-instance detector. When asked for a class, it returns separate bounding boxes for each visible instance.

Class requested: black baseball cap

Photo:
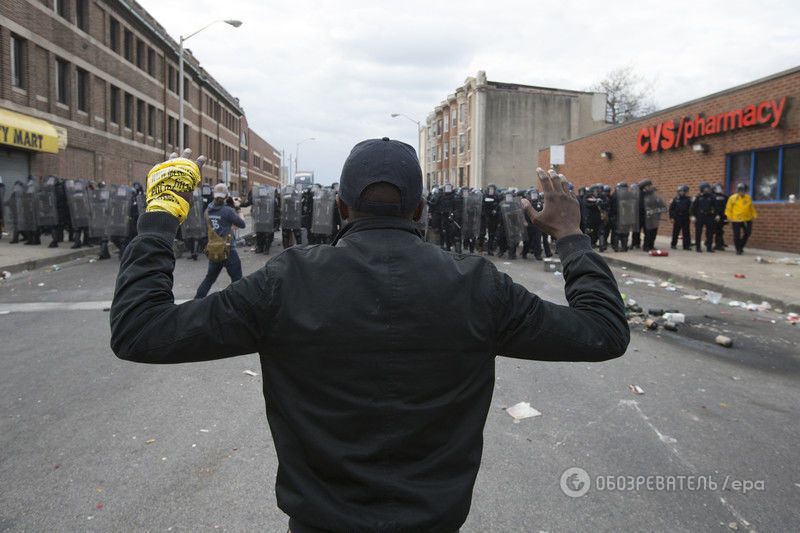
[338,137,422,216]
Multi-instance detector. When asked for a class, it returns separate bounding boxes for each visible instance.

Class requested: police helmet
[698,181,710,191]
[616,181,628,189]
[638,179,653,189]
[678,185,689,193]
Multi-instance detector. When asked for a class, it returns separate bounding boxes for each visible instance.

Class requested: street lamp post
[178,19,242,151]
[294,137,316,178]
[391,112,423,184]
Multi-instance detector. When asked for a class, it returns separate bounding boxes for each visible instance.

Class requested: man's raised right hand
[526,168,582,241]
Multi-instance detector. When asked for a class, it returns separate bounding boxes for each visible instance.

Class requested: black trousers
[643,228,658,250]
[671,217,691,249]
[713,220,727,249]
[732,221,753,252]
[695,217,714,251]
[612,231,629,251]
[440,219,458,251]
[522,225,542,258]
[282,228,302,248]
[486,218,499,253]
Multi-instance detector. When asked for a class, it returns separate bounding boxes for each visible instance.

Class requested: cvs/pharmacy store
[539,66,800,253]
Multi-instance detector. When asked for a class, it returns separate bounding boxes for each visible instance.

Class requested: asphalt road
[1,240,798,532]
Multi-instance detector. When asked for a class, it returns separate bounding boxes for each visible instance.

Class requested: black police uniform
[690,189,717,252]
[669,190,692,250]
[712,188,728,250]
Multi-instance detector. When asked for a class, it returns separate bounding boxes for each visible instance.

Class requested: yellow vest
[725,194,757,222]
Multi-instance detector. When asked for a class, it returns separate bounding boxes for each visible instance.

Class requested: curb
[0,246,99,275]
[600,255,800,314]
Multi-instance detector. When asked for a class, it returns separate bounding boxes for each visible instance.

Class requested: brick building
[0,0,279,202]
[538,66,800,253]
[422,71,607,191]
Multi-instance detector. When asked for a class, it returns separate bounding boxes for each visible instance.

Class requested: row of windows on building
[49,0,242,134]
[52,0,90,33]
[251,153,276,175]
[728,144,800,202]
[9,34,243,151]
[428,166,469,187]
[429,102,469,137]
[430,134,468,162]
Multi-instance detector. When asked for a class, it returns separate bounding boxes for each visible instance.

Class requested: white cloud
[139,0,800,184]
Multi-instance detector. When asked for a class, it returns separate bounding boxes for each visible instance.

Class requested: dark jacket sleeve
[491,234,629,362]
[109,212,276,364]
[227,207,246,229]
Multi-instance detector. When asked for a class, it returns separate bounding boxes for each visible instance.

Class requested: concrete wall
[482,88,606,189]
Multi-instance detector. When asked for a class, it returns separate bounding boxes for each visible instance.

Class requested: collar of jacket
[331,216,423,246]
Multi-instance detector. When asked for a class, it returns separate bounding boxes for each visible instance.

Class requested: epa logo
[560,467,591,497]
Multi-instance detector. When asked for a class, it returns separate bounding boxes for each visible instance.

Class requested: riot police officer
[480,183,500,255]
[584,184,607,251]
[521,188,544,260]
[669,185,692,250]
[690,182,717,253]
[712,183,728,250]
[437,183,458,251]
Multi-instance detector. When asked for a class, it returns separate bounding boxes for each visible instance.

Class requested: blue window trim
[725,143,800,204]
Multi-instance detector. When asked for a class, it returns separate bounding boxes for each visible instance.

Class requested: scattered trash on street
[663,312,685,323]
[37,282,45,287]
[648,249,669,257]
[733,273,745,279]
[0,271,10,280]
[506,402,542,421]
[145,439,156,444]
[629,384,645,395]
[643,319,658,330]
[702,290,722,304]
[715,335,734,348]
[243,370,258,377]
[664,321,678,331]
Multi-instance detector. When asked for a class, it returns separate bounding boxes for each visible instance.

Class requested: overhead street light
[178,19,243,151]
[292,137,316,181]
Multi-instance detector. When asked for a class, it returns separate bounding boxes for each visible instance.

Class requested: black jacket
[669,195,691,219]
[110,213,629,532]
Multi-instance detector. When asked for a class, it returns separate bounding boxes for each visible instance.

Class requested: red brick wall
[1,0,273,190]
[539,69,800,253]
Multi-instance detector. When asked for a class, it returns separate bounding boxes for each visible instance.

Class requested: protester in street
[725,183,757,255]
[669,185,692,250]
[110,142,628,533]
[193,183,246,299]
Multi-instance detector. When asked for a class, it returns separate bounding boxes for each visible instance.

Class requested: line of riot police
[423,183,554,260]
[2,175,146,259]
[242,181,342,255]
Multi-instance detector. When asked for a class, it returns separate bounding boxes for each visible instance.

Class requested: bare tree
[590,66,657,124]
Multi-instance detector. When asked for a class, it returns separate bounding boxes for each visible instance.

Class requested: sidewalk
[0,234,99,275]
[597,235,800,312]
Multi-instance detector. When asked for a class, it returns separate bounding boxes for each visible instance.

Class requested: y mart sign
[636,97,787,154]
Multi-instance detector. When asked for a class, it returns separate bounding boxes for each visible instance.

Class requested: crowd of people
[1,173,759,269]
[0,175,145,259]
[419,178,758,260]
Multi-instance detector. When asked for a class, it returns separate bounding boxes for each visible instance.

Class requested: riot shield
[251,185,276,233]
[65,180,90,228]
[644,192,667,230]
[36,178,58,227]
[461,190,483,240]
[16,181,38,232]
[182,190,207,240]
[88,188,111,238]
[281,186,302,230]
[412,200,429,235]
[311,188,336,235]
[500,197,526,247]
[134,193,146,217]
[108,185,132,238]
[614,189,639,233]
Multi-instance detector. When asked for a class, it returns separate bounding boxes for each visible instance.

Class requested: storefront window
[753,149,779,201]
[728,152,750,194]
[728,145,799,202]
[782,146,800,200]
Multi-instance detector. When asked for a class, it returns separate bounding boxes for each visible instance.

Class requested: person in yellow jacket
[725,183,757,255]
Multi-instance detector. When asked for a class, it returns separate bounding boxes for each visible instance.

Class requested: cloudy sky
[138,0,799,184]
